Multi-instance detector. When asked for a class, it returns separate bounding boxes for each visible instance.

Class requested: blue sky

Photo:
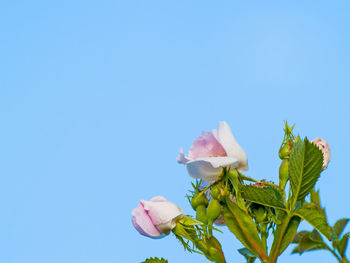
[1,1,349,262]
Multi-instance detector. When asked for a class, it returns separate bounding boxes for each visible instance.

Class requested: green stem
[260,223,268,255]
[268,214,293,263]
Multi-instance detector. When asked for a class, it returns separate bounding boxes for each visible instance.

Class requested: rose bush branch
[131,121,345,263]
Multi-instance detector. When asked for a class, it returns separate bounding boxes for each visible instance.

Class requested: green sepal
[239,185,286,210]
[141,257,168,263]
[289,139,323,205]
[223,197,267,261]
[178,216,204,226]
[228,170,247,211]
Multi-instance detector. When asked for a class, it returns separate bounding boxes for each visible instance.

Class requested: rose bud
[131,196,183,238]
[311,138,331,170]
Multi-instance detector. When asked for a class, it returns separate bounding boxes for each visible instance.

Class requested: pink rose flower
[177,121,248,181]
[311,138,331,170]
[131,196,183,238]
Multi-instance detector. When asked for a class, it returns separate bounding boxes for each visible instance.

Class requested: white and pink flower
[177,121,248,181]
[131,196,183,238]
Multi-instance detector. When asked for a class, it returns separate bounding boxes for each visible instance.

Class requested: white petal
[215,121,248,171]
[186,157,239,181]
[176,147,192,164]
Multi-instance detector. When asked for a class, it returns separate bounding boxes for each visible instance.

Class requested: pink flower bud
[311,138,331,170]
[131,196,183,238]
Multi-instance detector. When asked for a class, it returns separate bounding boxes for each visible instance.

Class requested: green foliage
[223,197,267,261]
[238,248,257,263]
[278,216,301,254]
[239,185,286,209]
[333,219,350,239]
[294,203,332,240]
[289,139,323,205]
[291,230,328,255]
[141,257,168,263]
[334,235,349,257]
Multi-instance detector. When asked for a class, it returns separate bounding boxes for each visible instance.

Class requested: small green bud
[208,246,218,257]
[191,193,208,210]
[211,185,221,200]
[253,206,267,223]
[279,158,289,192]
[279,140,293,159]
[196,205,208,224]
[195,240,208,254]
[207,199,221,224]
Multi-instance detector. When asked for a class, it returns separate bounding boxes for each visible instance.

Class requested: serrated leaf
[296,231,328,254]
[223,198,267,261]
[239,185,286,209]
[294,203,332,240]
[333,218,350,239]
[310,189,321,206]
[238,248,257,263]
[279,216,301,254]
[292,231,310,243]
[335,234,349,257]
[289,139,323,204]
[310,229,323,242]
[141,257,168,263]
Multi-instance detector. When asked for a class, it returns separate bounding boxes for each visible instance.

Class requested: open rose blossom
[311,137,331,170]
[177,121,248,181]
[131,196,183,238]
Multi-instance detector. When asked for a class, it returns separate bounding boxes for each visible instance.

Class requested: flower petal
[186,157,239,181]
[141,200,183,228]
[188,131,227,160]
[176,148,192,164]
[215,121,248,171]
[131,204,162,238]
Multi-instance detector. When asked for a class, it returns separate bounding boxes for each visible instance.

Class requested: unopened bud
[191,193,208,210]
[279,140,293,159]
[207,199,221,224]
[279,159,289,192]
[196,205,208,224]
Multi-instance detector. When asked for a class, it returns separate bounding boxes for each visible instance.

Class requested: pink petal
[142,200,183,226]
[186,157,238,181]
[215,121,248,171]
[131,204,162,238]
[188,131,227,160]
[176,148,192,164]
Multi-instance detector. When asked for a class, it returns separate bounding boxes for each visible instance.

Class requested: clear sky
[1,1,349,262]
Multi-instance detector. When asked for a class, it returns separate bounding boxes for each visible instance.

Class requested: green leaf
[333,218,350,239]
[294,203,332,240]
[292,231,310,243]
[310,189,321,205]
[289,139,323,205]
[239,185,286,209]
[223,198,267,261]
[238,248,257,263]
[142,257,168,263]
[291,230,328,255]
[334,234,349,257]
[279,216,301,254]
